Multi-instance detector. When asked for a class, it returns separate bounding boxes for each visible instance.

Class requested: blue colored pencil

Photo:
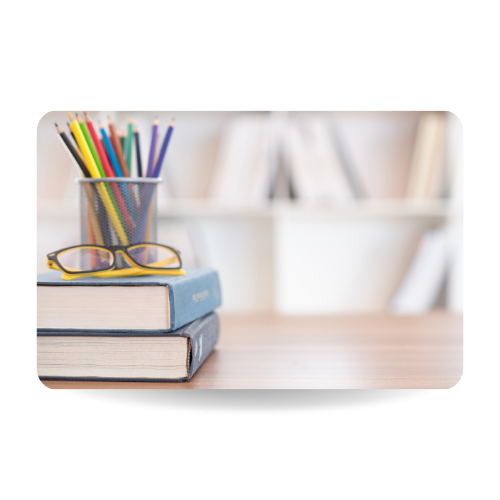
[99,122,123,177]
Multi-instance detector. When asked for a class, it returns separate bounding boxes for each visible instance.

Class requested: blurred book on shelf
[208,114,271,205]
[284,116,354,204]
[390,228,449,314]
[407,112,447,199]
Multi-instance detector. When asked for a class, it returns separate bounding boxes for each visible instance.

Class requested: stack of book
[37,269,222,382]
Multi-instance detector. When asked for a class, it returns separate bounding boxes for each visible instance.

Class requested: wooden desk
[41,313,462,389]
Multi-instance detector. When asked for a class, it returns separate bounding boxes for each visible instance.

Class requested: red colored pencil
[84,113,116,177]
[84,113,135,233]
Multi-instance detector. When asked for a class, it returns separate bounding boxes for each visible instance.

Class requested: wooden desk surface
[41,313,462,389]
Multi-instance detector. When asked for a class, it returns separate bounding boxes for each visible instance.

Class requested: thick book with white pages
[38,312,219,382]
[37,269,221,332]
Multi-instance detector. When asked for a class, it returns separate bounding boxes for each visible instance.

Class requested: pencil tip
[54,123,58,126]
[68,112,74,119]
[128,117,133,123]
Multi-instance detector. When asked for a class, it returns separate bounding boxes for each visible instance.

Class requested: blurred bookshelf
[37,111,463,315]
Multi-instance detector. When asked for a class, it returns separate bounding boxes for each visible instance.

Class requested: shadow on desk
[60,386,427,410]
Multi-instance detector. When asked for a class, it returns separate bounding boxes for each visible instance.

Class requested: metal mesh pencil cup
[78,178,162,267]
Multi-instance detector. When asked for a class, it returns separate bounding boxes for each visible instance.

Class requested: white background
[1,1,497,498]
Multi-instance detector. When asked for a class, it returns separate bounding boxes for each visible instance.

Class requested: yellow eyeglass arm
[146,256,178,267]
[61,268,186,280]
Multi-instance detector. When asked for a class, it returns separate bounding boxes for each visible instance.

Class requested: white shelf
[157,198,457,219]
[37,198,459,220]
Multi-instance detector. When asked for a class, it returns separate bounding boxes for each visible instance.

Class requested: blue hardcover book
[37,269,222,333]
[37,312,219,382]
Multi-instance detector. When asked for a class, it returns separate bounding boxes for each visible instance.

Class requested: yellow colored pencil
[69,113,101,177]
[69,113,129,245]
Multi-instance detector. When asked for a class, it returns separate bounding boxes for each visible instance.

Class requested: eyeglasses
[46,243,185,281]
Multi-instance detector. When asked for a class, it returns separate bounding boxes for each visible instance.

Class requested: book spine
[186,313,220,380]
[169,270,222,331]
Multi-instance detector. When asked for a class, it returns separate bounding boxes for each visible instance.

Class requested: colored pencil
[133,181,158,243]
[154,128,160,168]
[101,120,138,217]
[134,127,143,177]
[122,130,128,168]
[84,113,116,178]
[108,117,129,176]
[99,122,123,176]
[85,113,135,232]
[55,123,90,178]
[57,121,104,246]
[77,113,130,232]
[146,117,159,177]
[67,122,81,151]
[136,122,165,240]
[126,118,133,174]
[69,133,86,165]
[153,119,175,178]
[99,120,138,221]
[77,114,106,177]
[69,113,129,245]
[69,113,101,178]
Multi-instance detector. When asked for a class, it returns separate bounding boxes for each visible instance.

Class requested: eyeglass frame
[46,243,183,275]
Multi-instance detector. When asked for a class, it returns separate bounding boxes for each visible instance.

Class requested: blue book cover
[37,269,222,333]
[38,312,220,382]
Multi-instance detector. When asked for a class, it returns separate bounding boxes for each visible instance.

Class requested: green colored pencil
[127,118,133,174]
[77,114,105,177]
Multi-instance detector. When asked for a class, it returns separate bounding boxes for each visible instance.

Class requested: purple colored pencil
[152,119,175,178]
[146,117,159,177]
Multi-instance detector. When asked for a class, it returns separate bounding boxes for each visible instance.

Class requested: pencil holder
[78,177,162,268]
